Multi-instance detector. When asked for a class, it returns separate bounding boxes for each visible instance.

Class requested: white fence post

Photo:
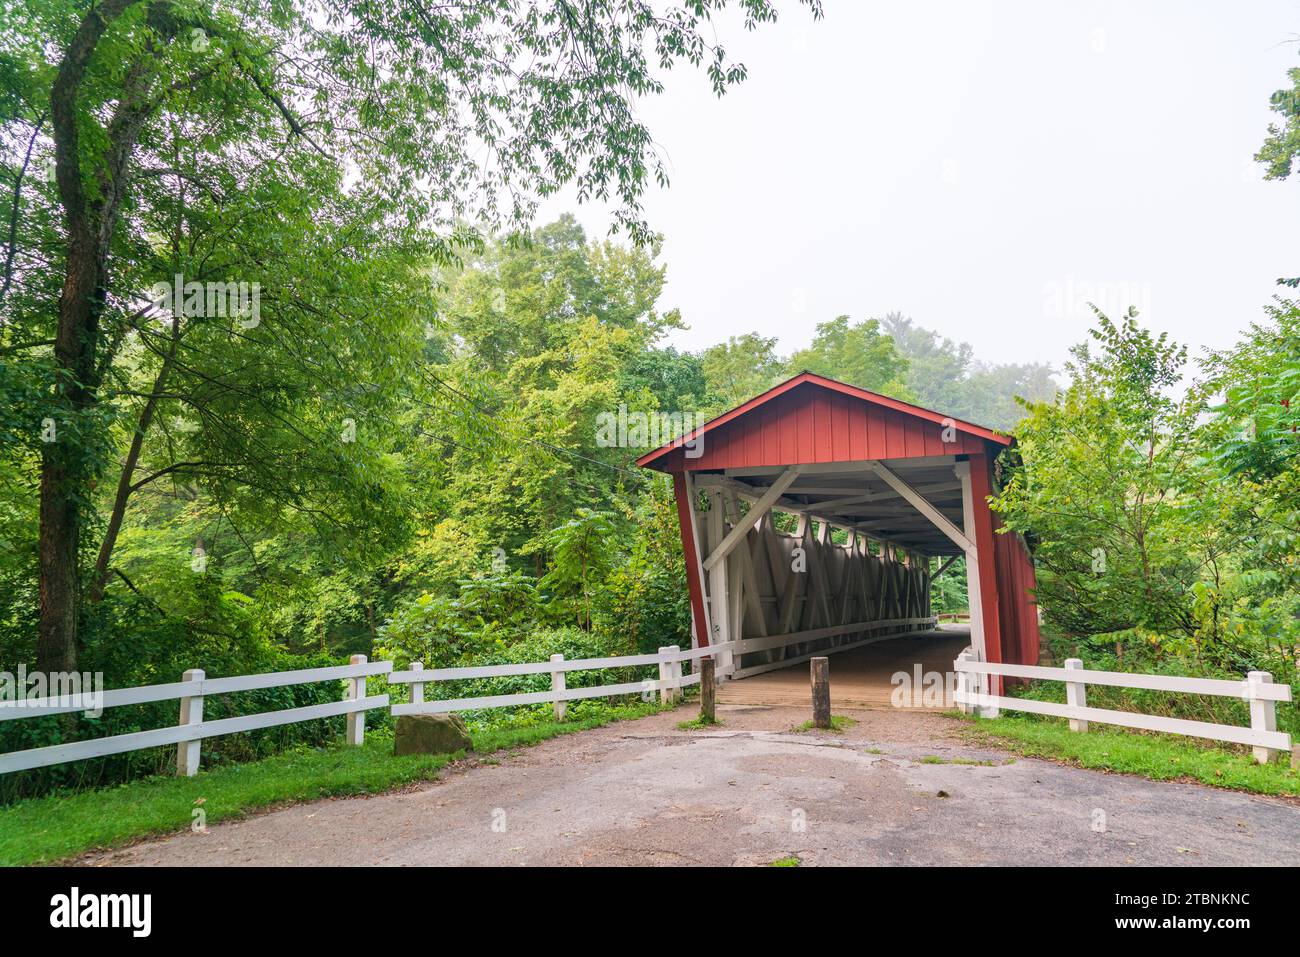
[958,646,998,718]
[1247,671,1278,764]
[176,668,204,777]
[976,649,998,719]
[719,641,734,682]
[956,647,967,712]
[346,654,366,746]
[657,647,675,705]
[409,661,424,708]
[1065,658,1088,733]
[657,647,671,705]
[668,646,682,702]
[551,654,566,721]
[955,649,972,714]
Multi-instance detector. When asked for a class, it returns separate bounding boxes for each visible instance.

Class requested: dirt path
[82,705,1300,866]
[718,630,971,709]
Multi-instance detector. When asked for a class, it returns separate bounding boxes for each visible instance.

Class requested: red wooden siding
[668,381,990,472]
[992,520,1041,667]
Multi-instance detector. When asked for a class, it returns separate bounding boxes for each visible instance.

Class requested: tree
[1258,52,1300,183]
[879,311,1058,429]
[878,311,971,411]
[1,0,822,671]
[539,508,619,630]
[700,332,783,410]
[1196,299,1300,679]
[991,310,1219,654]
[785,314,911,398]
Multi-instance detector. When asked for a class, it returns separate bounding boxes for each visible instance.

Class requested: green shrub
[0,592,347,804]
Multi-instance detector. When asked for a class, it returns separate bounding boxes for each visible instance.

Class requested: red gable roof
[636,371,1011,472]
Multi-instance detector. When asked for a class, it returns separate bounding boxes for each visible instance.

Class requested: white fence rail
[0,656,391,777]
[390,642,734,719]
[953,650,1293,763]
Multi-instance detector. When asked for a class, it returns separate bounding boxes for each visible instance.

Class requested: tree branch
[0,112,45,305]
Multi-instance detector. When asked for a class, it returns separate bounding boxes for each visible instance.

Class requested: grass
[960,713,1300,797]
[790,715,857,733]
[0,700,667,866]
[768,855,801,867]
[677,714,721,730]
[919,754,998,766]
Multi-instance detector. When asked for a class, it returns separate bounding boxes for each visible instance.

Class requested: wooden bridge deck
[716,627,971,711]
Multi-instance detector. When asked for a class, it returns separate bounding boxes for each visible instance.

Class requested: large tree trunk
[37,0,142,673]
[37,449,82,672]
[37,229,102,672]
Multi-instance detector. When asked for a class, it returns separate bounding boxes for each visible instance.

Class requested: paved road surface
[83,706,1300,866]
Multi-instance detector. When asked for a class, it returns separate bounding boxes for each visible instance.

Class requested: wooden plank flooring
[716,627,971,711]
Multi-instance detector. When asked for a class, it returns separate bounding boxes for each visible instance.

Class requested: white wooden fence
[7,642,1288,777]
[0,655,391,777]
[953,650,1293,763]
[0,644,735,777]
[390,642,734,720]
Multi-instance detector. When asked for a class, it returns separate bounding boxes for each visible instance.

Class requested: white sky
[541,0,1300,373]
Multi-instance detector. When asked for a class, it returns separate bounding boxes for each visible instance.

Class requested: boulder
[394,713,473,756]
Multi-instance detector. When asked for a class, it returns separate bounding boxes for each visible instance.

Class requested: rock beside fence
[394,714,473,756]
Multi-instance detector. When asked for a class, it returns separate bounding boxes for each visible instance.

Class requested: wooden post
[1247,671,1278,764]
[410,661,425,709]
[700,657,716,723]
[811,657,830,729]
[176,668,204,777]
[345,654,366,746]
[551,654,567,721]
[1064,658,1088,733]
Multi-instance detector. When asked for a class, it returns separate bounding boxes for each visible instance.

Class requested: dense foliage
[993,302,1300,731]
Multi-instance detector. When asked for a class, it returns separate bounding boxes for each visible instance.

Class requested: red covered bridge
[636,372,1040,708]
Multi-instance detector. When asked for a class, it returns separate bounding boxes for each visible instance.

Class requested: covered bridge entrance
[635,372,1040,708]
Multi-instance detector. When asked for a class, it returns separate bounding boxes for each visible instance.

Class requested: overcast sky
[540,0,1300,375]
